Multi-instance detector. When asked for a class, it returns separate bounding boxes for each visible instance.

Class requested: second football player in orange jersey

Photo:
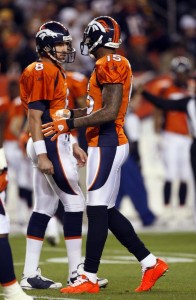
[43,16,169,294]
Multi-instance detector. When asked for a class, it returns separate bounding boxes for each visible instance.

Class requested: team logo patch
[58,125,64,131]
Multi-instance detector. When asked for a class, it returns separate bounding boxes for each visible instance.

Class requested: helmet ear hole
[44,46,51,52]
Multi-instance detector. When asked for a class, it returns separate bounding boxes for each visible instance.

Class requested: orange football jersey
[134,74,172,119]
[0,96,9,114]
[0,171,8,193]
[3,97,25,141]
[66,71,88,109]
[86,54,132,146]
[161,85,189,135]
[66,71,88,138]
[20,61,68,123]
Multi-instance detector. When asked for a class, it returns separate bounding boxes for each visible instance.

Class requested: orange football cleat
[135,258,169,292]
[60,275,99,294]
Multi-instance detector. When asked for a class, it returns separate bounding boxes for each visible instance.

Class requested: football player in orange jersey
[142,66,196,227]
[3,80,33,231]
[145,57,193,225]
[0,98,33,300]
[45,71,89,245]
[43,16,169,294]
[19,21,88,290]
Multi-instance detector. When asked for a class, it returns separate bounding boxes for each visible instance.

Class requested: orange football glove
[42,118,70,141]
[0,170,8,193]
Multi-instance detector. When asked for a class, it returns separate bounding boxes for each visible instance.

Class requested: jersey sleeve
[95,56,129,85]
[21,64,58,103]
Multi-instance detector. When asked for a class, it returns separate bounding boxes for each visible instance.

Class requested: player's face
[175,72,189,85]
[54,42,69,61]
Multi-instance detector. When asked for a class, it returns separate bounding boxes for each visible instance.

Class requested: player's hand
[18,132,29,156]
[52,109,71,120]
[72,144,87,168]
[0,170,8,193]
[42,118,70,141]
[37,154,54,175]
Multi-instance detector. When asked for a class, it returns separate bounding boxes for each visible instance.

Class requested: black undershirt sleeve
[142,90,190,112]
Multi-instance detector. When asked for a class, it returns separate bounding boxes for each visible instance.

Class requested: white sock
[65,238,82,279]
[3,281,23,297]
[83,271,97,284]
[140,253,157,270]
[23,238,43,275]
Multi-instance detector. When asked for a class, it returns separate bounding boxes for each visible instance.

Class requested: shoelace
[36,275,53,282]
[36,271,54,283]
[70,275,88,287]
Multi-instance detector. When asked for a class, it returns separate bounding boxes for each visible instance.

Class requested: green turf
[1,232,196,300]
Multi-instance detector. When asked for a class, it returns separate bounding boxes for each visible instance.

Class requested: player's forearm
[72,84,121,128]
[72,107,87,118]
[73,107,117,128]
[28,108,45,141]
[29,113,48,155]
[0,114,6,147]
[28,114,44,142]
[0,128,3,148]
[10,116,25,138]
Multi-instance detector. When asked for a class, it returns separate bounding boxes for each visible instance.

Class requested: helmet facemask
[44,40,76,64]
[80,25,104,56]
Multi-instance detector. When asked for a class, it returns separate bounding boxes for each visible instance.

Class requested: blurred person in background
[142,70,196,227]
[159,35,195,74]
[3,80,33,231]
[179,14,196,58]
[116,99,157,228]
[143,56,194,226]
[58,5,93,75]
[0,79,33,300]
[113,0,159,72]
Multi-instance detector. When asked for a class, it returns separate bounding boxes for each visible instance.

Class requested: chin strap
[89,35,103,53]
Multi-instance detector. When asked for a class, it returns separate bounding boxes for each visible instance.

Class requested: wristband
[33,140,47,155]
[0,147,7,170]
[66,118,75,130]
[55,109,71,119]
[70,109,74,119]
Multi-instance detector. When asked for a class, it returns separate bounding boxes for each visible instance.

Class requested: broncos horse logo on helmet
[37,29,63,40]
[80,16,121,56]
[36,21,76,64]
